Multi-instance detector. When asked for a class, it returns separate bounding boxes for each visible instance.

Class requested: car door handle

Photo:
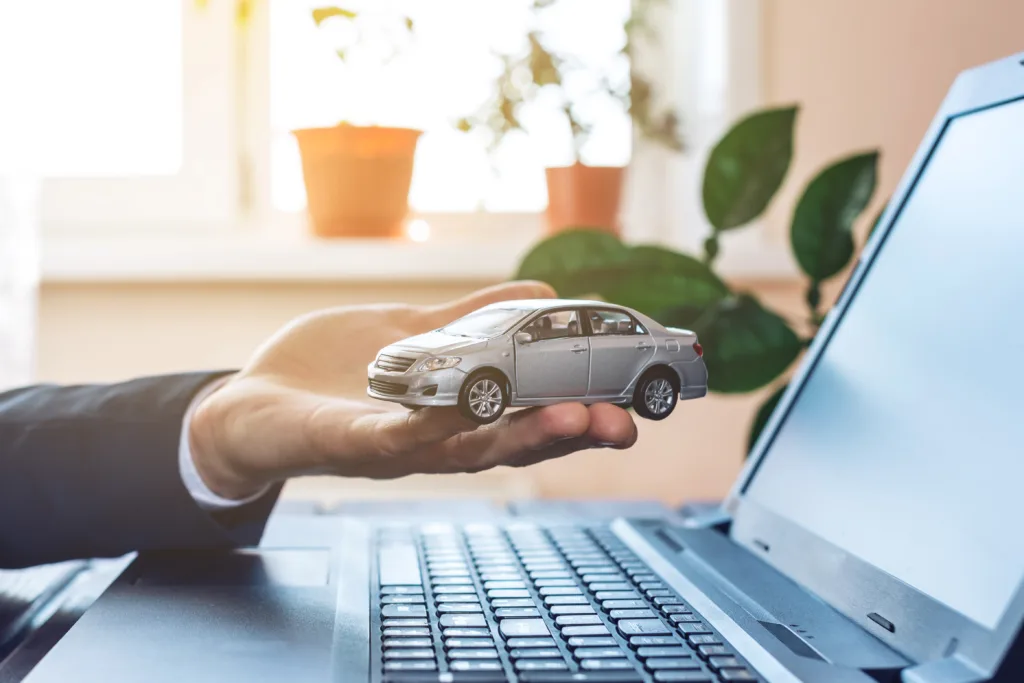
[571,345,587,354]
[636,343,654,351]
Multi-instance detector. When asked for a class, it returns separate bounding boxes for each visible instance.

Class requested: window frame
[514,307,586,344]
[38,0,241,235]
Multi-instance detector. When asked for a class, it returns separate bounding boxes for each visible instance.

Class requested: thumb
[423,280,556,329]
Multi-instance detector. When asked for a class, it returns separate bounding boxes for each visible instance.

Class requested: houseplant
[513,105,882,453]
[295,5,421,239]
[457,0,683,235]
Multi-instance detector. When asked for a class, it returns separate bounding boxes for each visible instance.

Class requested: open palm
[189,282,639,499]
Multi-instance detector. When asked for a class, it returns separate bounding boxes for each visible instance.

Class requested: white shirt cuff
[179,377,269,512]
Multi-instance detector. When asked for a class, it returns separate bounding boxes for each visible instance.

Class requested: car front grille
[375,353,416,372]
[368,378,409,396]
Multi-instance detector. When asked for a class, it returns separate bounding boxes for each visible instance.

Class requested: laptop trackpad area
[22,548,365,683]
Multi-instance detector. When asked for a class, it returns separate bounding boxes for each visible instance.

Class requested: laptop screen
[743,96,1024,630]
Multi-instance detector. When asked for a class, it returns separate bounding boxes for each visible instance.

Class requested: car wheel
[458,371,508,424]
[633,368,680,421]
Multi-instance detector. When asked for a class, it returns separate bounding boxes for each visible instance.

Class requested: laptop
[17,51,1024,683]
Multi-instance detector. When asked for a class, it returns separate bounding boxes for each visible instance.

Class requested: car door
[585,308,655,397]
[514,308,590,398]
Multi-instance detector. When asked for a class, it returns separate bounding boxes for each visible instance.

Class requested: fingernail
[595,441,618,448]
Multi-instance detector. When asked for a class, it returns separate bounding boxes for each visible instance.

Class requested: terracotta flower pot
[292,125,422,239]
[544,163,626,235]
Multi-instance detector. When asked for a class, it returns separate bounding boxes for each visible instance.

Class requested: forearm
[0,374,280,569]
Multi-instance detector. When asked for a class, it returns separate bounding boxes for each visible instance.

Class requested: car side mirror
[514,331,534,345]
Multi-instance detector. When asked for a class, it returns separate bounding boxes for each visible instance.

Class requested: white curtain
[0,177,39,392]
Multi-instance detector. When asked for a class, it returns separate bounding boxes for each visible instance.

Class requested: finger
[421,280,557,329]
[314,403,479,465]
[425,402,637,475]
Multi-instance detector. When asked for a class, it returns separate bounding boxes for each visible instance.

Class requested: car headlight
[416,356,462,372]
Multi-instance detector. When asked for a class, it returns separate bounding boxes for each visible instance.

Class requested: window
[268,0,632,215]
[521,309,581,341]
[587,308,644,336]
[2,0,237,230]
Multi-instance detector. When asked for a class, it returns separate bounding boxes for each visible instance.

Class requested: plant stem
[702,234,720,266]
[805,279,822,326]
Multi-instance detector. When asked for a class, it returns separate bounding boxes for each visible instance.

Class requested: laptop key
[544,595,589,605]
[509,648,563,659]
[579,659,634,670]
[384,649,436,659]
[661,605,691,614]
[499,619,551,638]
[384,638,434,648]
[382,605,428,618]
[494,608,541,619]
[554,615,603,627]
[382,586,425,595]
[383,628,432,637]
[601,600,646,610]
[708,656,743,670]
[629,635,678,647]
[676,622,712,635]
[440,614,487,628]
[382,595,426,604]
[516,660,569,671]
[686,634,721,646]
[617,619,671,636]
[449,661,505,673]
[572,647,627,659]
[696,645,729,658]
[382,661,438,672]
[383,619,429,628]
[669,614,701,624]
[491,598,536,608]
[483,580,526,590]
[437,603,484,613]
[652,673,713,682]
[653,596,686,606]
[447,649,499,660]
[534,579,577,587]
[445,638,495,648]
[507,637,557,649]
[567,636,618,648]
[487,589,531,599]
[517,672,643,682]
[433,577,474,585]
[550,605,596,615]
[561,626,611,637]
[609,609,657,621]
[434,594,480,603]
[433,585,477,594]
[589,583,633,592]
[646,658,702,670]
[636,646,692,659]
[719,670,757,681]
[443,628,492,638]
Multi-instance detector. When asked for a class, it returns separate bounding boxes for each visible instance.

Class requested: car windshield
[441,307,531,339]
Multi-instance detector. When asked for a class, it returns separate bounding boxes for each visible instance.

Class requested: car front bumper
[366,363,467,407]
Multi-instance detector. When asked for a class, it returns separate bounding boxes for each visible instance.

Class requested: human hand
[188,282,639,499]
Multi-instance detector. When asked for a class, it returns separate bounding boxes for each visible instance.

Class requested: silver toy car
[367,299,707,424]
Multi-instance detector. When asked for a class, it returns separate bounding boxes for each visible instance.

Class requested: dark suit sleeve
[0,373,282,569]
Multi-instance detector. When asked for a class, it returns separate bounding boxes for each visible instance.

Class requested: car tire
[458,371,508,424]
[633,368,680,421]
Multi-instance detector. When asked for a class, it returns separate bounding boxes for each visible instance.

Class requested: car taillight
[693,342,703,357]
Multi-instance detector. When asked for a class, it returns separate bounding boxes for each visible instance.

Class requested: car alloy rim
[469,379,503,418]
[644,378,675,415]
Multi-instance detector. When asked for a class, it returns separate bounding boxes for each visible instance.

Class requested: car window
[521,309,581,341]
[587,309,645,336]
[442,307,532,338]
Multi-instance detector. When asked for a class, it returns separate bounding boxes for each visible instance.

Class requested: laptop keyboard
[373,523,760,682]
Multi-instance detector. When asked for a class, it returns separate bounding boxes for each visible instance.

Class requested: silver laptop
[20,50,1024,683]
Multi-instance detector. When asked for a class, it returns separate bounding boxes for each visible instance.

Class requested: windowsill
[39,222,799,284]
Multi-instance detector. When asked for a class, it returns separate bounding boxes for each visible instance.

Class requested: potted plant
[294,5,421,239]
[457,0,683,235]
[513,105,883,453]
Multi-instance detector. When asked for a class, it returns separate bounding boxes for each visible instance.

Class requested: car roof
[479,298,627,312]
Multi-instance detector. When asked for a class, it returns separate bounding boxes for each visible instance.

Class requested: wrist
[188,376,270,501]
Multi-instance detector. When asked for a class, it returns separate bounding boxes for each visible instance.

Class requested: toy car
[367,299,707,424]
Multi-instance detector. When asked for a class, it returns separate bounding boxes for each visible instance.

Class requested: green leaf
[747,384,788,456]
[514,229,729,317]
[312,6,357,25]
[791,151,879,281]
[702,106,798,232]
[693,295,802,394]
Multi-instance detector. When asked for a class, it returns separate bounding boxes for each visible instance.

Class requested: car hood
[389,331,489,356]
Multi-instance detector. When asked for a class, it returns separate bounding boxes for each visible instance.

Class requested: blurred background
[0,0,1020,509]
